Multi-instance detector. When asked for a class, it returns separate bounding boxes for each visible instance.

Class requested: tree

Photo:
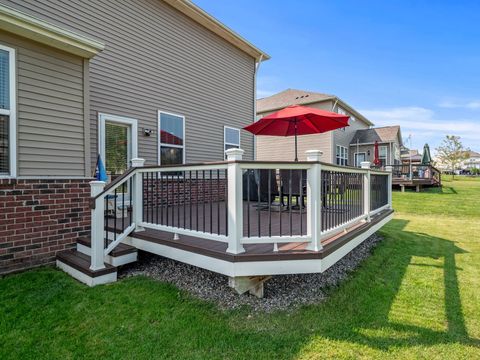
[435,135,469,179]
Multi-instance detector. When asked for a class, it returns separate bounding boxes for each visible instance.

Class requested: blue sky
[194,0,480,152]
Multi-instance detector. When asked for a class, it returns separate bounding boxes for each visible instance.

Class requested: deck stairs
[56,236,137,286]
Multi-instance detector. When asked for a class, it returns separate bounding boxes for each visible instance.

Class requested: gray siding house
[256,89,373,164]
[0,0,268,274]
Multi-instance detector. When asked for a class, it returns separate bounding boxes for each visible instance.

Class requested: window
[337,107,347,131]
[379,145,388,166]
[336,145,348,166]
[224,126,240,158]
[354,152,366,167]
[158,111,185,165]
[0,45,15,177]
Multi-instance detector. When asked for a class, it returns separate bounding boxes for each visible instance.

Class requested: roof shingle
[257,89,334,113]
[350,126,401,145]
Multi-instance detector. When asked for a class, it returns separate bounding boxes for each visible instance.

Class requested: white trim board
[0,43,16,179]
[125,213,393,277]
[158,110,186,165]
[98,113,138,170]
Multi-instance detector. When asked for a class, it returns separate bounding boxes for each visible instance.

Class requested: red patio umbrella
[373,141,381,167]
[244,105,350,161]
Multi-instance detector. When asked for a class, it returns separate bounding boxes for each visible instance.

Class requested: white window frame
[336,145,348,166]
[224,126,240,158]
[158,110,186,165]
[98,113,138,169]
[354,152,366,167]
[0,44,16,178]
[379,145,388,165]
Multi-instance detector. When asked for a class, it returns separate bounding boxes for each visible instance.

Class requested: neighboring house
[461,150,480,171]
[256,89,374,164]
[350,126,403,167]
[0,0,268,274]
[401,148,422,164]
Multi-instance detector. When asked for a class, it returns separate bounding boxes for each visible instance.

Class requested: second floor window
[379,145,388,166]
[336,145,348,166]
[158,111,184,165]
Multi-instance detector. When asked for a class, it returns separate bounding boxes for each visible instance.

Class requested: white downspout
[253,55,263,160]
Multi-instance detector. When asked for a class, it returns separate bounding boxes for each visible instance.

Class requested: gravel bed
[120,233,383,312]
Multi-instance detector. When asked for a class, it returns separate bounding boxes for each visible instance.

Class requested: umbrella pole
[294,119,298,162]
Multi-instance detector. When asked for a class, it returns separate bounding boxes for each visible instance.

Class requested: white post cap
[361,161,371,169]
[385,165,393,172]
[305,150,323,162]
[131,158,145,167]
[89,180,106,196]
[225,148,244,161]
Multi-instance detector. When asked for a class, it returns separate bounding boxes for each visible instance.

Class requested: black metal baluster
[129,177,133,226]
[202,170,206,232]
[196,170,199,231]
[156,172,159,225]
[268,170,272,237]
[166,175,169,226]
[299,169,303,236]
[224,170,228,236]
[177,173,180,228]
[217,169,220,235]
[183,171,186,229]
[247,169,250,237]
[114,188,117,241]
[189,171,192,230]
[257,169,261,238]
[122,182,125,231]
[289,169,292,236]
[160,173,163,225]
[104,197,108,249]
[172,175,176,227]
[142,173,145,222]
[150,172,154,224]
[210,169,213,234]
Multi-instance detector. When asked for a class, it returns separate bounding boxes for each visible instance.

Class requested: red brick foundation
[0,178,91,275]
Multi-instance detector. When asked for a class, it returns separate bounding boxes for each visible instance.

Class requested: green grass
[1,177,480,359]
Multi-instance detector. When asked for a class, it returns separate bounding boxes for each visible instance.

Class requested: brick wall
[0,179,91,275]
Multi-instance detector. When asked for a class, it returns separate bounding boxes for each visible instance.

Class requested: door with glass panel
[99,114,138,182]
[355,152,366,167]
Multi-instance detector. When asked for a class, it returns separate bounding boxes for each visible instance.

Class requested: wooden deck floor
[116,206,393,262]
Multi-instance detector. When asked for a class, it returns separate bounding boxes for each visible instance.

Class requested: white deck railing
[88,149,392,270]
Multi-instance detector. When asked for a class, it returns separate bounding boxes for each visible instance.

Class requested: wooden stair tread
[57,250,116,277]
[77,237,137,257]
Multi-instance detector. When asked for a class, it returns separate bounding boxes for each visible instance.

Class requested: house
[350,126,403,167]
[0,2,393,294]
[461,151,480,172]
[0,0,268,274]
[401,148,422,164]
[256,89,374,164]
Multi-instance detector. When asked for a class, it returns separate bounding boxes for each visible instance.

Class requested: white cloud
[359,106,480,150]
[256,75,283,99]
[438,99,480,109]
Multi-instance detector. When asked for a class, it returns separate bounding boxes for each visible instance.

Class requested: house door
[99,114,138,182]
[355,152,366,167]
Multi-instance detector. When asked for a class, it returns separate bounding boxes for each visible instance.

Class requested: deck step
[77,237,138,266]
[56,250,117,286]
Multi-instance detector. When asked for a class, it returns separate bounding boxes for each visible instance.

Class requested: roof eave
[0,4,104,58]
[164,0,270,61]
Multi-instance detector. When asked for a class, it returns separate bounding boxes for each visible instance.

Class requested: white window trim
[98,113,138,168]
[354,152,366,167]
[0,44,16,178]
[158,110,186,165]
[224,125,240,155]
[379,145,388,160]
[336,145,348,166]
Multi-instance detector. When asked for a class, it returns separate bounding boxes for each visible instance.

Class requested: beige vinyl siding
[0,31,85,177]
[2,0,256,170]
[256,101,335,162]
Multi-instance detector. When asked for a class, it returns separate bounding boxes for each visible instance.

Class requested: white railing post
[131,158,145,232]
[361,161,371,222]
[225,148,245,254]
[385,165,393,209]
[90,180,106,271]
[306,150,323,251]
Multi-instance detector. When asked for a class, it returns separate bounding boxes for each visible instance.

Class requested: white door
[355,152,366,167]
[99,114,138,182]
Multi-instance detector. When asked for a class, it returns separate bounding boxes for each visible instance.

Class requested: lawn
[1,176,479,359]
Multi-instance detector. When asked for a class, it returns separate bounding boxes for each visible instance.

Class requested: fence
[88,149,392,270]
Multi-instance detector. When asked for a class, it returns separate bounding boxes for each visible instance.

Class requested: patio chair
[279,169,307,209]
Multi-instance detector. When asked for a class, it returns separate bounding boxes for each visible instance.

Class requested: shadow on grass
[285,218,479,354]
